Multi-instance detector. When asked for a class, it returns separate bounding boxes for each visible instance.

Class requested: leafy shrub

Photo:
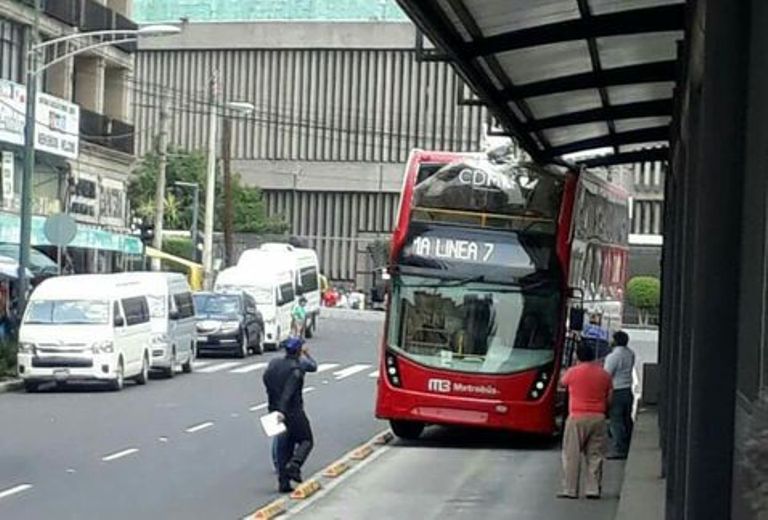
[626,276,661,325]
[0,339,17,378]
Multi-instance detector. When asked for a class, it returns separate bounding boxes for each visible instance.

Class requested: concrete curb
[0,378,22,394]
[244,429,394,519]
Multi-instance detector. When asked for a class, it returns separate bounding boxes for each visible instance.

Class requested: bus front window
[389,275,560,374]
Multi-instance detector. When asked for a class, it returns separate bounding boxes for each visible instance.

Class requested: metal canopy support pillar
[680,1,749,518]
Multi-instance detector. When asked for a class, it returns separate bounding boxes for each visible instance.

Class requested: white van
[239,243,321,337]
[214,264,295,350]
[17,274,152,392]
[116,272,196,377]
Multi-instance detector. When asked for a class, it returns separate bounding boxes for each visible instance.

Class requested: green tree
[128,149,287,236]
[626,276,661,325]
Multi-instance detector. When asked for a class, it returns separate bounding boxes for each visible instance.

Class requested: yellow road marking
[290,479,322,500]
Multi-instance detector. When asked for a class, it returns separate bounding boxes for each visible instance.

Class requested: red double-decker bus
[375,149,628,439]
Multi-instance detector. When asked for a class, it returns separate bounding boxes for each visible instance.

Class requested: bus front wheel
[390,420,424,440]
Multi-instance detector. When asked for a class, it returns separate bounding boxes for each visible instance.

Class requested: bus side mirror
[569,308,585,332]
[114,315,125,327]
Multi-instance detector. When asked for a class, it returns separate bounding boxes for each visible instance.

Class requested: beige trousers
[561,415,607,496]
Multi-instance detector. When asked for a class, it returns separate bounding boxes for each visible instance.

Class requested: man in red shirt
[558,341,613,499]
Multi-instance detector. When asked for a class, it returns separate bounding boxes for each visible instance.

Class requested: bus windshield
[388,275,561,374]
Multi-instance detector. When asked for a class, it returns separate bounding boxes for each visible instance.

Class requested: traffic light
[130,216,156,249]
[139,222,154,246]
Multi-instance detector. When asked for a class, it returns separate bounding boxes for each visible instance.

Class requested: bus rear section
[376,150,572,438]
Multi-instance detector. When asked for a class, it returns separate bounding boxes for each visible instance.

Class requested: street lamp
[173,181,200,261]
[16,4,180,312]
[202,97,255,288]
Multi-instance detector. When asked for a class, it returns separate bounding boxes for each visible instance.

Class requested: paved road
[292,427,625,520]
[0,310,385,519]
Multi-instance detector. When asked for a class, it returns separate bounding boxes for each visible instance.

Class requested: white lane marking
[101,448,139,462]
[333,364,371,380]
[192,360,213,369]
[249,403,268,412]
[368,370,379,378]
[230,362,267,374]
[197,361,242,373]
[185,421,214,433]
[0,484,32,501]
[315,363,340,373]
[302,386,315,394]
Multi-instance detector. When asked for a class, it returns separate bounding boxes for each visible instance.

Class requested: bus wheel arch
[390,420,425,440]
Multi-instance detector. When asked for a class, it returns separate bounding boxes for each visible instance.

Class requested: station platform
[288,426,626,520]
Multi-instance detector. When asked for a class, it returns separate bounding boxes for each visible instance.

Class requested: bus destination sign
[411,236,495,263]
[399,225,551,279]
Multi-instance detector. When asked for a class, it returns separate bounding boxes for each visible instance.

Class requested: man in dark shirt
[271,342,317,472]
[263,336,315,492]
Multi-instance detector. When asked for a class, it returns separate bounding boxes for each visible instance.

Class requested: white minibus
[117,272,196,377]
[17,274,152,392]
[214,264,295,350]
[239,243,321,337]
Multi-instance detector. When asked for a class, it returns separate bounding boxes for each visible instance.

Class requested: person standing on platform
[558,342,613,500]
[604,330,636,459]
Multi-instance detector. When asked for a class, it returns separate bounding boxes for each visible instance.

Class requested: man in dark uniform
[263,336,314,492]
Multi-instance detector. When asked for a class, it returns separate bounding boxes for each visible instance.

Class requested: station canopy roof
[396,0,685,167]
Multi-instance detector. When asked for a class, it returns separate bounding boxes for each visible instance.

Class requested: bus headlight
[385,350,402,387]
[527,364,553,400]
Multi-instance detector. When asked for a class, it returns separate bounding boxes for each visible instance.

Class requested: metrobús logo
[427,378,500,396]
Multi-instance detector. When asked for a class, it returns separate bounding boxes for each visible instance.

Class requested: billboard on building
[0,79,79,159]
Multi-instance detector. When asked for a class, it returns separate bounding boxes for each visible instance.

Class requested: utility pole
[18,0,41,313]
[151,93,170,270]
[222,116,234,267]
[202,72,219,289]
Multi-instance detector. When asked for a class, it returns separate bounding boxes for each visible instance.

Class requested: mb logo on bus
[427,378,452,393]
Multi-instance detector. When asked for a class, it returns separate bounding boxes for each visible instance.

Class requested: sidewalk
[614,408,665,519]
[289,427,625,520]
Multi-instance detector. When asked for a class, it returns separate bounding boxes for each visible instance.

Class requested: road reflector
[351,445,374,460]
[250,498,286,519]
[290,479,321,499]
[374,431,394,445]
[323,461,350,478]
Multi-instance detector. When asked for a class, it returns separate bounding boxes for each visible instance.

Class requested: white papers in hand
[260,412,287,437]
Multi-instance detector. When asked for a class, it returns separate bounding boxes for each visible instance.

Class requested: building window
[0,18,23,83]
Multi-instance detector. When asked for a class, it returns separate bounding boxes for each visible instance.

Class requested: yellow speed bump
[322,461,350,478]
[350,444,374,460]
[374,431,394,445]
[250,498,287,519]
[290,479,321,500]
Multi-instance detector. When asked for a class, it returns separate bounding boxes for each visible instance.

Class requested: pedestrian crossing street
[191,359,379,379]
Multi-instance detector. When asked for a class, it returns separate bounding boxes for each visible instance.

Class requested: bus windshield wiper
[398,275,485,289]
[446,275,485,287]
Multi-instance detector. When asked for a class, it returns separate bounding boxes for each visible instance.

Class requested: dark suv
[193,292,264,357]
